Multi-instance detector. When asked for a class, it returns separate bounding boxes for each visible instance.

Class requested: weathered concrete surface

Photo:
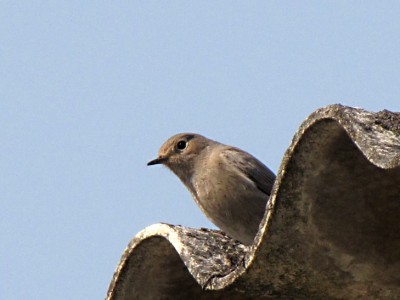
[106,105,400,300]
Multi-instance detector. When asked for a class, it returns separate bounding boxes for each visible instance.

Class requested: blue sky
[1,2,400,299]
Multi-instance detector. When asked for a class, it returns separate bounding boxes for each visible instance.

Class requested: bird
[147,133,276,245]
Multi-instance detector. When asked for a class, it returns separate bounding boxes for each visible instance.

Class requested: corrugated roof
[107,104,400,299]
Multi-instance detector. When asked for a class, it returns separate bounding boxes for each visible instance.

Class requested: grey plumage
[147,133,276,245]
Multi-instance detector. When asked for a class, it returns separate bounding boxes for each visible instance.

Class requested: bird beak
[147,156,167,166]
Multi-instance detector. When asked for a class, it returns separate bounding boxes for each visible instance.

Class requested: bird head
[147,133,212,180]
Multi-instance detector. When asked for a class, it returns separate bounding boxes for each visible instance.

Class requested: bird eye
[176,140,187,151]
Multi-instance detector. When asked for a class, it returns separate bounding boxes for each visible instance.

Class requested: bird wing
[220,147,276,196]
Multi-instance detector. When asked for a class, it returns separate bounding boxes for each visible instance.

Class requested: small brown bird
[148,133,276,245]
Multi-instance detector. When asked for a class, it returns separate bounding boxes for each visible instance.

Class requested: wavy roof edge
[107,104,400,300]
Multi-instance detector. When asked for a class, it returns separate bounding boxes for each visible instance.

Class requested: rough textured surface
[106,105,400,300]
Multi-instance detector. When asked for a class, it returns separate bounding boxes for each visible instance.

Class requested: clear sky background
[1,2,400,299]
